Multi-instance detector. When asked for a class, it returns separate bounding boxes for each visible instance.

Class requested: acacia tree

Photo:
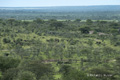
[80,27,90,34]
[50,21,64,30]
[33,18,44,24]
[86,19,93,25]
[75,19,81,22]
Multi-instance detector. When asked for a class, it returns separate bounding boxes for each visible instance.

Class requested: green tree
[86,19,93,25]
[50,21,64,30]
[0,56,20,72]
[24,60,54,80]
[15,71,37,80]
[2,68,20,80]
[49,19,57,22]
[80,27,90,34]
[33,18,44,24]
[3,38,11,43]
[75,19,81,22]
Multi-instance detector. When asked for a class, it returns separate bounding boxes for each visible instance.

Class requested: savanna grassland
[0,6,120,80]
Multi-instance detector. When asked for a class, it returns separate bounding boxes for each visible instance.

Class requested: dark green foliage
[2,68,20,80]
[80,27,90,34]
[115,41,120,46]
[33,18,44,24]
[100,21,107,24]
[7,18,16,27]
[110,22,119,27]
[49,19,57,22]
[15,38,23,45]
[0,56,20,72]
[50,21,64,30]
[2,60,54,80]
[59,65,72,75]
[23,60,54,80]
[86,19,93,25]
[3,38,11,43]
[75,19,81,22]
[15,71,37,80]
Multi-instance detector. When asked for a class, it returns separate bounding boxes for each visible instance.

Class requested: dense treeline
[0,18,120,80]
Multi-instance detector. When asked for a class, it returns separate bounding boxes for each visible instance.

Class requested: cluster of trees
[0,56,54,80]
[0,18,120,80]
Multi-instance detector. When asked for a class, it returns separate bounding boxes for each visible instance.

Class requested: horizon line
[0,5,120,7]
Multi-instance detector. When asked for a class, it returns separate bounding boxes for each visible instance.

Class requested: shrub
[15,71,37,80]
[0,56,20,72]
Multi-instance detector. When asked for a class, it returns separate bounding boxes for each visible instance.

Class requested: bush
[0,56,20,72]
[80,27,90,34]
[115,42,120,46]
[2,68,20,80]
[3,38,11,43]
[23,60,54,80]
[15,71,37,80]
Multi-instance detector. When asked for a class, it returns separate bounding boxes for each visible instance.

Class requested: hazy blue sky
[0,0,120,7]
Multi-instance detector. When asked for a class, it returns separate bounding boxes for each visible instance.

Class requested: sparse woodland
[0,18,120,80]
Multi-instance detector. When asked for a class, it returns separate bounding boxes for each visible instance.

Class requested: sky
[0,0,120,7]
